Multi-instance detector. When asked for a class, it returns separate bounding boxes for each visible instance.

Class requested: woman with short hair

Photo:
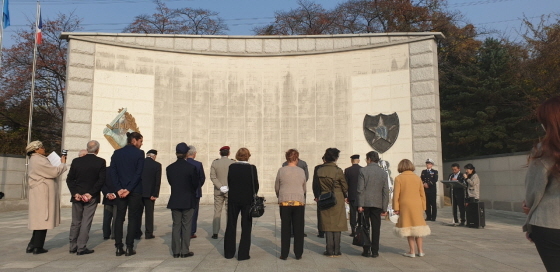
[275,149,307,260]
[393,159,430,258]
[26,140,67,254]
[224,148,259,261]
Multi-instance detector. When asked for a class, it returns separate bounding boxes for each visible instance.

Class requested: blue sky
[1,0,559,48]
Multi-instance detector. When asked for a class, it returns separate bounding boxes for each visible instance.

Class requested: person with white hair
[66,140,106,255]
[186,145,205,239]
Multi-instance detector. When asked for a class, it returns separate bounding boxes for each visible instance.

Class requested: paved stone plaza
[0,204,544,271]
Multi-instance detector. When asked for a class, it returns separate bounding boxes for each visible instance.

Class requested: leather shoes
[371,253,379,258]
[459,222,465,226]
[69,249,77,254]
[361,251,371,257]
[77,249,94,255]
[33,248,48,255]
[190,234,197,239]
[145,234,155,239]
[103,237,109,240]
[181,252,194,258]
[173,254,180,258]
[279,256,287,260]
[26,246,34,254]
[317,234,324,238]
[116,246,125,256]
[125,247,136,256]
[211,234,218,239]
[296,256,302,260]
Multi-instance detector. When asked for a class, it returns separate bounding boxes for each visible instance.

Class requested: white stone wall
[61,33,443,206]
[0,155,25,199]
[443,152,529,212]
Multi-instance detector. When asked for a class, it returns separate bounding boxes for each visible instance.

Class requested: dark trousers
[103,204,117,239]
[425,190,437,220]
[139,197,155,236]
[317,205,324,236]
[452,192,466,223]
[191,198,200,235]
[349,200,358,233]
[362,207,383,254]
[280,206,305,258]
[530,225,560,272]
[69,200,97,252]
[171,208,194,255]
[29,230,47,249]
[325,231,341,255]
[224,202,252,260]
[114,192,142,248]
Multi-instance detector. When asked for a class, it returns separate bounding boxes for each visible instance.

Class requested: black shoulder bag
[318,175,337,210]
[249,165,266,217]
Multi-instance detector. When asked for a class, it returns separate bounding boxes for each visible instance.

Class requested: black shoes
[26,246,34,254]
[125,247,136,256]
[181,252,194,258]
[279,256,287,260]
[103,237,110,240]
[69,249,77,254]
[33,248,48,255]
[77,249,94,255]
[116,246,125,256]
[145,234,155,239]
[350,232,356,237]
[173,254,180,258]
[372,252,379,258]
[459,222,466,226]
[211,234,218,239]
[361,251,371,257]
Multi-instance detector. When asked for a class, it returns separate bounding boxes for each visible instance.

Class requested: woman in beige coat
[25,141,67,254]
[393,159,431,258]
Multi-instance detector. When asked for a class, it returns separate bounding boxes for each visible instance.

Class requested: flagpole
[1,0,5,69]
[23,1,40,199]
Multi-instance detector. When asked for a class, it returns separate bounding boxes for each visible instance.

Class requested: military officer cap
[219,146,230,151]
[350,154,360,159]
[425,158,435,165]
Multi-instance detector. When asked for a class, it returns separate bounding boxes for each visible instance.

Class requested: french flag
[36,6,42,44]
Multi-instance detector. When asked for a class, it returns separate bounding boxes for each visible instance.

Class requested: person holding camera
[25,140,67,255]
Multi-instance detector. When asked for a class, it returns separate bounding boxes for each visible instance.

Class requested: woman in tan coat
[393,159,431,258]
[317,148,348,257]
[26,141,67,254]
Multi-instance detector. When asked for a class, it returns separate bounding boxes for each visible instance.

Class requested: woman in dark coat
[224,148,259,261]
[317,148,348,257]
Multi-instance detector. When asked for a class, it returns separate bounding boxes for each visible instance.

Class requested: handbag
[318,177,337,210]
[249,165,266,217]
[352,213,371,247]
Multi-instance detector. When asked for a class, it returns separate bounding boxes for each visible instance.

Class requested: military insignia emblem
[103,108,141,150]
[363,113,400,153]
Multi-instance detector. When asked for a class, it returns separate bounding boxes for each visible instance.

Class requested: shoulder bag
[318,174,337,210]
[249,165,266,217]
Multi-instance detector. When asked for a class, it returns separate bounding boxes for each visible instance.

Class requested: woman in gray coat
[523,96,560,272]
[317,148,348,257]
[25,141,67,255]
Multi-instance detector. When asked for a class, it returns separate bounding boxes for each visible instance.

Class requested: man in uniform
[448,163,467,226]
[186,145,205,239]
[344,154,362,237]
[421,158,438,221]
[139,149,161,239]
[210,146,235,239]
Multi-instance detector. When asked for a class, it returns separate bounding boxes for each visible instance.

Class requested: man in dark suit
[138,149,161,240]
[186,145,205,239]
[110,132,145,256]
[167,143,198,258]
[421,158,439,221]
[312,157,326,238]
[344,154,362,237]
[102,166,117,240]
[448,163,467,226]
[66,140,106,255]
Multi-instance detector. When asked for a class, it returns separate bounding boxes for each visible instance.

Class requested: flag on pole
[2,0,9,29]
[36,5,42,44]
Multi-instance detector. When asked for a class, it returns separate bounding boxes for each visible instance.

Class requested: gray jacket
[210,156,235,196]
[524,154,560,233]
[356,163,389,210]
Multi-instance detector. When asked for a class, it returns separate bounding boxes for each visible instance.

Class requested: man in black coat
[312,157,326,238]
[110,132,145,256]
[138,149,162,239]
[421,158,439,221]
[167,143,198,258]
[344,154,362,237]
[102,166,117,240]
[66,140,106,255]
[448,163,467,226]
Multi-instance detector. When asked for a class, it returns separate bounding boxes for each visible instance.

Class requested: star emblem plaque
[363,113,400,154]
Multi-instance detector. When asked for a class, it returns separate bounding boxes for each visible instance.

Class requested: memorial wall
[60,33,444,206]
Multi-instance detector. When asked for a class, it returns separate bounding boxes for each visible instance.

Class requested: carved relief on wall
[103,108,141,150]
